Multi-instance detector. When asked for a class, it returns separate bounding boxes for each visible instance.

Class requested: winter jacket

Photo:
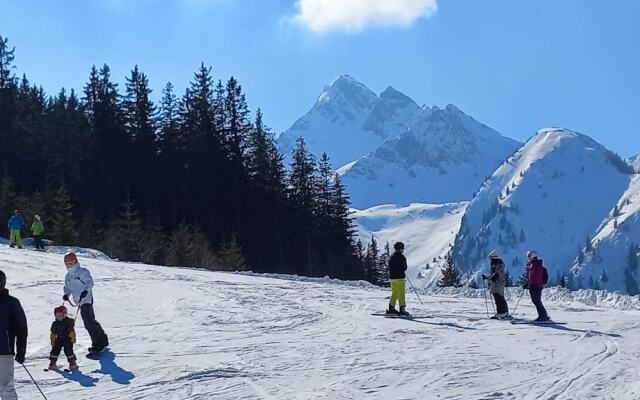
[63,262,94,306]
[488,258,506,295]
[389,252,407,280]
[50,317,76,346]
[31,221,45,236]
[7,215,24,230]
[0,289,28,358]
[527,259,545,289]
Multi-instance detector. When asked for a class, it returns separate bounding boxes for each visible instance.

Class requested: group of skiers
[7,210,45,251]
[386,244,550,322]
[0,252,109,399]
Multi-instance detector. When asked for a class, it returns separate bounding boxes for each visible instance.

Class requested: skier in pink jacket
[523,250,550,322]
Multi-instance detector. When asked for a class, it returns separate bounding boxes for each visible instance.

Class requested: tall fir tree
[437,253,462,287]
[50,185,77,245]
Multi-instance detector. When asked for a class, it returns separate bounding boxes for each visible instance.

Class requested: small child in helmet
[48,305,78,370]
[387,241,410,316]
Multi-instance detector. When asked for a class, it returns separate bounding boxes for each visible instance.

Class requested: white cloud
[291,0,438,33]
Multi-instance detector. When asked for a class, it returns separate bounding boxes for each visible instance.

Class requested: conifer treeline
[0,35,369,281]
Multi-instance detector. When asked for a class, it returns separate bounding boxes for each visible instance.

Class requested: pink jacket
[527,259,545,289]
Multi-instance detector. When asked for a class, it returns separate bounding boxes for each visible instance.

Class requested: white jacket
[63,262,94,306]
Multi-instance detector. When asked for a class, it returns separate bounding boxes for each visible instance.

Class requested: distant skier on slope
[523,250,550,322]
[482,250,510,319]
[386,242,410,316]
[7,210,25,249]
[62,252,109,353]
[31,215,45,251]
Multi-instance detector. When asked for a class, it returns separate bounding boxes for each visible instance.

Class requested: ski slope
[3,244,640,400]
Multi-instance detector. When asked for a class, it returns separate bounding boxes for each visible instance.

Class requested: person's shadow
[91,351,135,384]
[56,369,99,387]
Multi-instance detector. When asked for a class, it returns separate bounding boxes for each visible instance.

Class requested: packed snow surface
[4,244,640,399]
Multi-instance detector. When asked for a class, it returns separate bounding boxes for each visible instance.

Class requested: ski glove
[50,333,57,347]
[522,284,528,290]
[70,331,76,345]
[14,353,25,364]
[80,290,88,299]
[63,294,69,301]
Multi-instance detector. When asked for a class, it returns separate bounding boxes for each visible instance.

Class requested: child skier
[31,215,45,250]
[48,305,78,370]
[482,250,510,319]
[386,242,410,316]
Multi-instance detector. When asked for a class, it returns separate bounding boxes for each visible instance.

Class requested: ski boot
[48,359,58,370]
[386,305,399,315]
[68,359,78,370]
[399,306,411,317]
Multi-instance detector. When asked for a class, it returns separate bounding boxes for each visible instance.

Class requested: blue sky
[1,0,639,156]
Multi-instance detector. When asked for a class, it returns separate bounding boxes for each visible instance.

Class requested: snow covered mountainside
[571,174,640,293]
[452,128,634,284]
[352,202,468,288]
[4,244,640,399]
[631,154,640,172]
[277,75,423,168]
[340,105,521,208]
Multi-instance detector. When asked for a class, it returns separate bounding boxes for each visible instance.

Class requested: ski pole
[22,364,49,400]
[511,287,527,316]
[406,276,423,306]
[487,283,496,315]
[482,279,490,318]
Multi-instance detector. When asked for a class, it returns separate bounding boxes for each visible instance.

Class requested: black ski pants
[492,293,509,314]
[50,340,76,362]
[33,235,44,250]
[80,303,109,348]
[529,287,549,319]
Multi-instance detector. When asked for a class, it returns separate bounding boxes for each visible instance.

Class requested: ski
[510,319,566,325]
[371,313,432,319]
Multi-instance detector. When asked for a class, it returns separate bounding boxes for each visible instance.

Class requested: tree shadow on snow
[56,368,99,387]
[92,351,135,384]
[527,323,622,338]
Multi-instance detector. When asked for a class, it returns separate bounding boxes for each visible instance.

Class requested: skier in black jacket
[0,270,28,399]
[49,305,77,370]
[387,242,409,316]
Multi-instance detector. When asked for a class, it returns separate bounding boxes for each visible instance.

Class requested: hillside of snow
[277,75,422,168]
[352,202,468,288]
[571,174,640,292]
[452,128,634,284]
[4,244,640,399]
[631,154,640,172]
[340,105,521,208]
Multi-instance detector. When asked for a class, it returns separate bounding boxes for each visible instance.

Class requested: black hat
[394,242,405,250]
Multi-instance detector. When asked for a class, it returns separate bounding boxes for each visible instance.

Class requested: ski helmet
[394,242,405,251]
[64,252,78,265]
[488,249,499,259]
[34,215,41,221]
[527,250,538,259]
[54,305,67,316]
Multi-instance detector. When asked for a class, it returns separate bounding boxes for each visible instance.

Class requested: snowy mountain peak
[317,75,378,109]
[379,86,415,104]
[631,154,640,172]
[452,127,633,286]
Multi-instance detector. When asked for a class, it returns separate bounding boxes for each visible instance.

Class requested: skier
[7,210,25,249]
[0,270,28,400]
[31,215,45,251]
[523,250,550,322]
[482,250,510,319]
[48,305,77,370]
[386,242,410,316]
[62,252,109,353]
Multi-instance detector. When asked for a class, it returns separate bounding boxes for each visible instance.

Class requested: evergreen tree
[625,266,639,295]
[559,275,567,288]
[519,229,526,242]
[217,235,246,271]
[0,175,17,221]
[437,253,462,287]
[103,192,143,261]
[585,235,593,253]
[601,269,609,283]
[629,243,638,273]
[518,268,528,286]
[363,236,380,284]
[504,269,514,287]
[50,185,77,245]
[0,36,17,176]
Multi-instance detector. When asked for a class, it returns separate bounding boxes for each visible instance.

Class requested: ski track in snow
[3,245,640,399]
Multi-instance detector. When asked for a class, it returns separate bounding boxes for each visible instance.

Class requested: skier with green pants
[386,242,409,316]
[7,210,25,249]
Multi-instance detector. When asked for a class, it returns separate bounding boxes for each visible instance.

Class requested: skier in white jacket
[62,252,109,353]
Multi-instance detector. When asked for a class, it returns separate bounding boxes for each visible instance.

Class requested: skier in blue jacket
[7,210,25,249]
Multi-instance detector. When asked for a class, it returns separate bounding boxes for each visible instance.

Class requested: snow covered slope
[572,174,640,292]
[352,202,468,288]
[340,105,521,208]
[452,128,634,283]
[277,75,422,168]
[4,244,640,399]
